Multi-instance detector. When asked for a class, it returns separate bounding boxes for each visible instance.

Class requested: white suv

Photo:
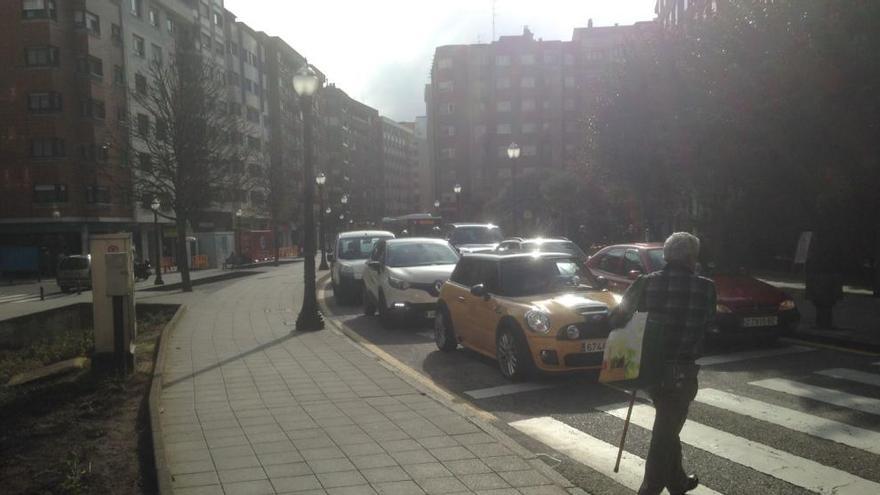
[330,230,395,304]
[362,238,459,326]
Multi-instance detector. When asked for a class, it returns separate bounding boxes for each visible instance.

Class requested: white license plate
[424,310,436,319]
[583,339,606,353]
[742,316,778,328]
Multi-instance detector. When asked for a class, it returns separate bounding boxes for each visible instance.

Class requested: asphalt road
[321,280,880,495]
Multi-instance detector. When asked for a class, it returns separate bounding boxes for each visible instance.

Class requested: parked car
[330,230,395,304]
[362,238,459,326]
[444,223,504,253]
[57,255,92,292]
[495,237,588,263]
[586,243,800,339]
[435,252,618,381]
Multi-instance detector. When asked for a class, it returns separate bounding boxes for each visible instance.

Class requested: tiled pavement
[156,263,579,494]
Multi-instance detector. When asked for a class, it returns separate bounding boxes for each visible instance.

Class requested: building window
[78,55,103,78]
[227,42,239,56]
[132,34,145,57]
[495,77,510,89]
[129,0,142,17]
[246,107,260,123]
[149,7,158,27]
[151,43,162,63]
[111,23,122,43]
[521,77,536,88]
[166,17,174,33]
[521,54,535,65]
[437,81,453,92]
[543,53,557,64]
[25,46,59,67]
[495,55,510,66]
[496,123,512,135]
[30,138,65,158]
[564,76,576,88]
[22,0,56,19]
[522,122,537,134]
[74,11,101,35]
[440,103,454,115]
[113,65,125,85]
[135,73,147,95]
[437,58,453,69]
[440,148,456,159]
[496,101,512,112]
[81,99,106,119]
[86,186,111,204]
[443,125,455,137]
[137,113,150,135]
[27,92,62,113]
[521,99,536,112]
[33,184,67,203]
[214,41,224,56]
[522,144,537,157]
[213,11,222,25]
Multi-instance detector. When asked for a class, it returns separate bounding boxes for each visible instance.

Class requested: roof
[463,252,580,262]
[520,237,571,243]
[602,242,664,250]
[386,237,450,245]
[337,230,394,239]
[449,223,500,229]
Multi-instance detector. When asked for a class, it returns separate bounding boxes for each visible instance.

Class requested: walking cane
[614,388,639,473]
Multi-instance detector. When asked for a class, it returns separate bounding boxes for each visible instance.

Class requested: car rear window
[386,242,459,267]
[59,257,89,270]
[337,236,390,260]
[449,227,504,245]
[647,249,665,271]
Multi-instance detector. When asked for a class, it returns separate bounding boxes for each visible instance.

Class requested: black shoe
[671,475,699,495]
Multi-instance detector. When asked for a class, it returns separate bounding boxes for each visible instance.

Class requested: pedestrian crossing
[509,363,880,495]
[0,291,70,305]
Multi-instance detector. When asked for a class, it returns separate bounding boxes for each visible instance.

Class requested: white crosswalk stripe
[816,368,880,387]
[0,293,31,303]
[696,345,814,366]
[750,378,880,416]
[510,417,722,495]
[695,388,880,455]
[600,402,880,495]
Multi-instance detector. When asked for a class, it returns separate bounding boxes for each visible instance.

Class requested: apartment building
[425,23,656,221]
[655,0,723,30]
[413,115,433,212]
[380,117,419,217]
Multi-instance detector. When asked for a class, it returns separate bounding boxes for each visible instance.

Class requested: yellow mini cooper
[435,252,619,381]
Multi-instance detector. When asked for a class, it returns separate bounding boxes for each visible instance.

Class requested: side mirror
[627,270,641,280]
[367,260,381,270]
[595,276,609,290]
[470,283,489,299]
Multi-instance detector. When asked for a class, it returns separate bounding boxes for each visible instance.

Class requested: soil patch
[0,308,176,494]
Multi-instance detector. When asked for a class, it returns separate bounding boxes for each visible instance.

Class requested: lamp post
[293,63,324,331]
[507,142,521,233]
[317,172,329,271]
[151,198,164,285]
[453,184,462,221]
[235,208,243,256]
[340,194,348,236]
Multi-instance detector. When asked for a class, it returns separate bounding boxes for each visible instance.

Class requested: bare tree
[125,50,250,291]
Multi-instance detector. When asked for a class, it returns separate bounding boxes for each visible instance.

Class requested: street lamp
[151,198,165,285]
[235,208,243,256]
[316,172,329,271]
[453,184,462,221]
[507,142,521,233]
[433,199,440,210]
[293,63,324,331]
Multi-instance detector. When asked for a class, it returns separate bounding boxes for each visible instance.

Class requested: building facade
[413,115,433,213]
[655,0,723,30]
[426,23,656,224]
[380,117,419,217]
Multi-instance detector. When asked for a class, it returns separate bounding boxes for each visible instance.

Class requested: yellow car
[435,252,619,381]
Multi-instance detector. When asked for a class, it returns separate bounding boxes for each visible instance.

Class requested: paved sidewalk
[156,263,577,494]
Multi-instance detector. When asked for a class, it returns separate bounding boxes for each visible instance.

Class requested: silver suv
[330,230,395,304]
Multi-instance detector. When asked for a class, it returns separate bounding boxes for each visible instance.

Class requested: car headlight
[388,277,409,290]
[779,299,796,311]
[524,310,551,334]
[563,325,580,340]
[716,304,733,314]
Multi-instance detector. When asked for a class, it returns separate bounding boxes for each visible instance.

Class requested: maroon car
[586,243,800,340]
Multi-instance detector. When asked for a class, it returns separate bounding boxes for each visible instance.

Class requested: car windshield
[59,257,89,270]
[337,236,389,260]
[449,227,504,245]
[647,249,665,271]
[501,257,600,297]
[522,241,585,258]
[386,242,459,267]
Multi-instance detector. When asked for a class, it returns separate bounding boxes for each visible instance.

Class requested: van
[57,255,92,292]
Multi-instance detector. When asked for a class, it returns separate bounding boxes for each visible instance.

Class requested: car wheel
[496,326,532,382]
[363,286,376,316]
[434,307,457,352]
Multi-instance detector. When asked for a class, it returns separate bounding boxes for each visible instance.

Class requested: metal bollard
[40,286,44,301]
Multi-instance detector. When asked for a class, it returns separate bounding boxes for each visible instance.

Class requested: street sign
[107,244,119,253]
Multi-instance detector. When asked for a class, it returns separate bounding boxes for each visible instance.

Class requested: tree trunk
[176,217,192,292]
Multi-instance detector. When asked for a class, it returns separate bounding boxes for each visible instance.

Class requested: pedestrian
[610,232,716,495]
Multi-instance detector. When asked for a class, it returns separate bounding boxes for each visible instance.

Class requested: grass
[0,327,93,385]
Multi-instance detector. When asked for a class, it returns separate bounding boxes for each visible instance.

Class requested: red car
[586,243,800,339]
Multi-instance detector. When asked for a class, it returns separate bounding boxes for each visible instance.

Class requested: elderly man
[611,232,716,495]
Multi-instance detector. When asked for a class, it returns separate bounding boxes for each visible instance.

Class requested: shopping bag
[598,311,648,383]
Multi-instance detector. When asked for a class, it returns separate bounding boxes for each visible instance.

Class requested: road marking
[465,383,557,400]
[696,345,814,366]
[510,417,722,495]
[696,388,880,455]
[600,403,880,495]
[816,368,880,387]
[0,294,30,303]
[750,378,880,416]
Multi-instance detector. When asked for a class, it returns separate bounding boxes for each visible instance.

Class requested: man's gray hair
[663,232,700,264]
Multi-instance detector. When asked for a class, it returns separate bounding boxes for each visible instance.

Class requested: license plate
[424,310,436,319]
[742,316,778,328]
[583,339,606,353]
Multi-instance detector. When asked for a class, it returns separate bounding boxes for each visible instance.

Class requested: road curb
[148,303,187,495]
[316,275,578,492]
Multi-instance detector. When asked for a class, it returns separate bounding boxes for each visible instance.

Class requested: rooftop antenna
[492,0,496,41]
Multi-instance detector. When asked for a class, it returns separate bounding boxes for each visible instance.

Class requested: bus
[381,213,442,237]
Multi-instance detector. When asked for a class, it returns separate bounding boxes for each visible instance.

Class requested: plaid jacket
[611,262,717,364]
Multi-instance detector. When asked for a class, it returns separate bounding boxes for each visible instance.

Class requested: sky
[224,0,657,122]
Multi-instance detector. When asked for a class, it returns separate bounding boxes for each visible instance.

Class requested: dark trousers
[638,375,699,495]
